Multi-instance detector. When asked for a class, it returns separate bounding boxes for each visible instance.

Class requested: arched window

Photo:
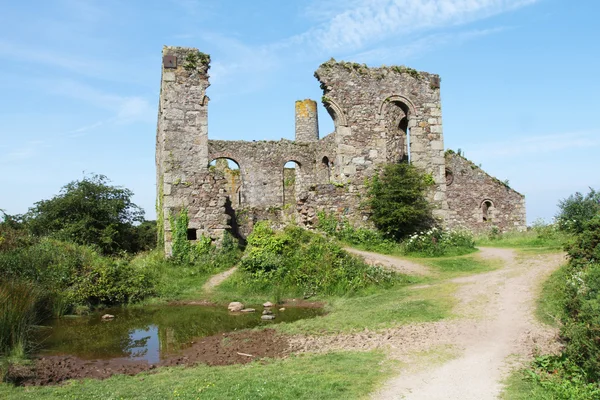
[208,157,242,206]
[320,156,331,183]
[283,160,301,206]
[381,100,411,163]
[482,200,494,222]
[445,169,454,186]
[208,157,244,241]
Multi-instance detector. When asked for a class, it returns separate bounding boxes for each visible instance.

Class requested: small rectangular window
[187,229,197,240]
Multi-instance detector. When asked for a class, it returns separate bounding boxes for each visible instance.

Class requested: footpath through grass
[417,252,502,279]
[0,352,393,400]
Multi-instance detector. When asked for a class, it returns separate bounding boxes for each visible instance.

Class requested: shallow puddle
[36,304,321,363]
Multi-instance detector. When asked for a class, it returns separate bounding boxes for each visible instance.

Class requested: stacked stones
[261,301,276,321]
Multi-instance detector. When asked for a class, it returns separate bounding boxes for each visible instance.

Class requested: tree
[556,188,600,234]
[25,174,145,255]
[367,162,434,241]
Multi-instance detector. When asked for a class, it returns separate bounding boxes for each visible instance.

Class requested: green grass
[535,264,568,326]
[502,371,556,399]
[475,230,568,252]
[0,351,394,400]
[275,283,456,335]
[502,367,600,400]
[129,249,237,303]
[417,253,502,279]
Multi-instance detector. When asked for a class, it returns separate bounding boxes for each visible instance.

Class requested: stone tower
[156,46,212,252]
[295,99,319,142]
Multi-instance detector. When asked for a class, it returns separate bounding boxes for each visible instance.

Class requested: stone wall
[446,153,526,233]
[155,46,526,253]
[314,61,448,220]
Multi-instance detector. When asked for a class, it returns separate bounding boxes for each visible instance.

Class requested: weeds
[221,222,400,300]
[0,280,43,356]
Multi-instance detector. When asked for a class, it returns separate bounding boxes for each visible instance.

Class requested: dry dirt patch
[344,248,433,276]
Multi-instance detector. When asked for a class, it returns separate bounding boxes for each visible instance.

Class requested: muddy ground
[7,329,289,386]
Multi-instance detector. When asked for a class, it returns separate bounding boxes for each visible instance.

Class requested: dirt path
[290,248,566,400]
[344,247,433,276]
[202,266,237,292]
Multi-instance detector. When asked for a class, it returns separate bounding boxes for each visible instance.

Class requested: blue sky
[1,0,598,224]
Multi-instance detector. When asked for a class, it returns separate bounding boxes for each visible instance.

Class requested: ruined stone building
[156,46,526,252]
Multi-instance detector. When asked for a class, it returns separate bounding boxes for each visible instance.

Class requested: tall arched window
[320,156,331,183]
[283,160,301,206]
[482,200,494,222]
[208,157,242,206]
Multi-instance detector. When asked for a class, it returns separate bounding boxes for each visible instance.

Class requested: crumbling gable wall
[314,61,448,220]
[445,153,526,232]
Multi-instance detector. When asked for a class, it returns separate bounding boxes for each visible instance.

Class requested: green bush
[556,188,600,234]
[0,239,157,311]
[528,214,600,387]
[239,222,398,296]
[316,211,400,254]
[68,258,156,306]
[23,174,146,255]
[0,212,34,252]
[403,227,475,257]
[316,211,474,257]
[521,355,600,399]
[367,162,434,241]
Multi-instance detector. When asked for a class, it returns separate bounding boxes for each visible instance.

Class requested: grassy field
[275,282,457,335]
[0,352,393,400]
[475,230,567,253]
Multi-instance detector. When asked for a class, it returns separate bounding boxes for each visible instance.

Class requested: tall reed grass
[0,280,42,356]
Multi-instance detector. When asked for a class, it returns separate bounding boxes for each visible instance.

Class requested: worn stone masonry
[445,153,526,232]
[156,46,526,253]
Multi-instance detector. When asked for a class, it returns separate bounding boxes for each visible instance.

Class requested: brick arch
[323,98,348,128]
[378,94,418,118]
[208,152,243,167]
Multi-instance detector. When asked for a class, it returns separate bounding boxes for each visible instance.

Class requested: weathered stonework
[156,46,525,253]
[445,153,526,232]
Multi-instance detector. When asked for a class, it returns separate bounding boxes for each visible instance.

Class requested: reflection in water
[128,325,159,364]
[37,305,321,363]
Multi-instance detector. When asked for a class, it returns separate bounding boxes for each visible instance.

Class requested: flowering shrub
[403,227,475,257]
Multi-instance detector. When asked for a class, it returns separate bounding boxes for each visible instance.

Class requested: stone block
[163,72,176,82]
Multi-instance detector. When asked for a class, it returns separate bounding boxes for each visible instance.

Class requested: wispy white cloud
[465,131,600,160]
[3,140,50,163]
[199,33,280,95]
[298,0,538,54]
[37,79,154,124]
[66,121,107,138]
[350,26,509,63]
[0,40,96,73]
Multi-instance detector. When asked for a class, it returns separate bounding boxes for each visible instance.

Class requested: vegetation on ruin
[317,211,476,257]
[367,162,435,241]
[183,50,210,71]
[315,162,476,257]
